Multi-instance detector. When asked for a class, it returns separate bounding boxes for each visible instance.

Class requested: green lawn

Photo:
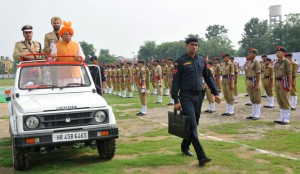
[0,78,14,87]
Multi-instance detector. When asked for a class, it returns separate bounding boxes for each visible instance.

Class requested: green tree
[79,41,96,64]
[137,41,157,61]
[205,25,228,39]
[98,49,116,65]
[238,18,270,55]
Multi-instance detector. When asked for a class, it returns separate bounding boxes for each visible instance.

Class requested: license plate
[52,131,88,142]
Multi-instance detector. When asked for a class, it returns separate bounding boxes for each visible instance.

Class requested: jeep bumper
[13,127,119,148]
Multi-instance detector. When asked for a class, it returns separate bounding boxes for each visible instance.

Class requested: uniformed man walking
[274,46,292,125]
[262,58,275,108]
[44,17,62,53]
[13,25,42,61]
[245,48,261,120]
[136,60,147,116]
[221,54,235,116]
[286,53,298,110]
[172,36,220,167]
[204,61,216,113]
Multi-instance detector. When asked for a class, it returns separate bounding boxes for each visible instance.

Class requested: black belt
[222,75,229,79]
[163,73,166,75]
[180,90,201,96]
[247,77,253,80]
[276,77,282,81]
[264,76,270,78]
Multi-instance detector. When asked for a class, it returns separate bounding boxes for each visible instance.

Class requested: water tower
[269,5,282,27]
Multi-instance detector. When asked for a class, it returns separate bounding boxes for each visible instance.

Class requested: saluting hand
[174,103,181,111]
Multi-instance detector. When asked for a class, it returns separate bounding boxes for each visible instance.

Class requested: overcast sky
[0,0,299,59]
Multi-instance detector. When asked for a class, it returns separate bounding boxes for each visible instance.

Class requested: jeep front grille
[41,112,94,129]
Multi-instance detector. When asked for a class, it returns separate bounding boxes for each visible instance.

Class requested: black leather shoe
[199,157,211,166]
[252,117,259,120]
[291,108,296,111]
[245,103,252,106]
[204,110,210,113]
[274,120,283,124]
[208,110,215,113]
[182,149,193,156]
[167,103,174,106]
[155,102,162,104]
[226,113,234,116]
[137,113,146,116]
[246,116,253,119]
[221,113,228,116]
[278,122,289,125]
[244,94,249,96]
[265,106,274,108]
[136,112,142,115]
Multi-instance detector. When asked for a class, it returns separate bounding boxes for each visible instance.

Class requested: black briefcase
[168,110,190,140]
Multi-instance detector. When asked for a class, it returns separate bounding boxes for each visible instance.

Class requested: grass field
[0,76,300,173]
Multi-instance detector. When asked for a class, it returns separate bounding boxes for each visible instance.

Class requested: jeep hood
[14,92,107,113]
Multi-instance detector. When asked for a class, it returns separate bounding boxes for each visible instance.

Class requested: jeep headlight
[94,111,107,123]
[25,116,40,129]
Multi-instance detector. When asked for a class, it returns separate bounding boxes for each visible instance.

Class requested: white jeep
[8,56,118,170]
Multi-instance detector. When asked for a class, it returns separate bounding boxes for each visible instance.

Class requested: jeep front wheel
[96,139,116,160]
[12,138,29,170]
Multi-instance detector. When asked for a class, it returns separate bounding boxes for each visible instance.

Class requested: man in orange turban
[50,21,86,86]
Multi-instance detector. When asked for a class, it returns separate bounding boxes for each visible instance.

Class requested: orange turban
[59,21,74,37]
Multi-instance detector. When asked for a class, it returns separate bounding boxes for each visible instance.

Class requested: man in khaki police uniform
[150,62,157,95]
[44,17,62,53]
[204,61,216,113]
[260,54,268,98]
[213,57,222,99]
[145,64,151,94]
[136,60,147,116]
[230,57,239,103]
[116,65,122,96]
[125,62,133,98]
[245,48,261,120]
[112,65,117,95]
[285,53,298,110]
[262,58,274,108]
[107,64,113,94]
[154,59,163,103]
[120,62,127,97]
[13,25,42,61]
[162,59,169,96]
[167,58,174,105]
[274,46,292,125]
[221,54,235,116]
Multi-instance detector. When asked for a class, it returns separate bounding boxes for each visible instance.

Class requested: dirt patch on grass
[111,103,136,107]
[0,167,14,174]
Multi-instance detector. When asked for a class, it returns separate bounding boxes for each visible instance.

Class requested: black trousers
[179,90,206,160]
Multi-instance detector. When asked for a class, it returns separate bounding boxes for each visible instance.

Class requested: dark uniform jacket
[171,53,219,104]
[89,65,104,96]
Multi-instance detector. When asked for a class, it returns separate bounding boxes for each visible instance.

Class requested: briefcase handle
[174,109,183,118]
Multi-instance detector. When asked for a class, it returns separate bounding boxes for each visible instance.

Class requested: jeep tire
[96,139,116,160]
[12,138,29,170]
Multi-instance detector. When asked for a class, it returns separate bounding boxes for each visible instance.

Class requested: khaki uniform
[167,64,174,95]
[233,62,239,97]
[13,41,41,61]
[205,67,215,104]
[145,66,150,91]
[263,64,274,97]
[116,68,122,94]
[290,60,298,96]
[134,67,140,89]
[120,66,126,91]
[44,31,60,53]
[155,65,163,96]
[221,62,234,105]
[107,68,112,89]
[112,69,117,94]
[151,67,157,90]
[137,67,147,105]
[245,60,261,104]
[126,66,133,93]
[275,59,292,109]
[260,61,266,94]
[213,63,222,93]
[162,65,169,90]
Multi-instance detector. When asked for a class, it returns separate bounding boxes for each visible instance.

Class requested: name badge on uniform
[183,62,191,66]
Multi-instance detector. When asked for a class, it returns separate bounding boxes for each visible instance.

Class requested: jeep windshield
[19,65,91,90]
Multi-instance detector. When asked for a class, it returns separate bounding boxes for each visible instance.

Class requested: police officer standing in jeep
[172,36,220,167]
